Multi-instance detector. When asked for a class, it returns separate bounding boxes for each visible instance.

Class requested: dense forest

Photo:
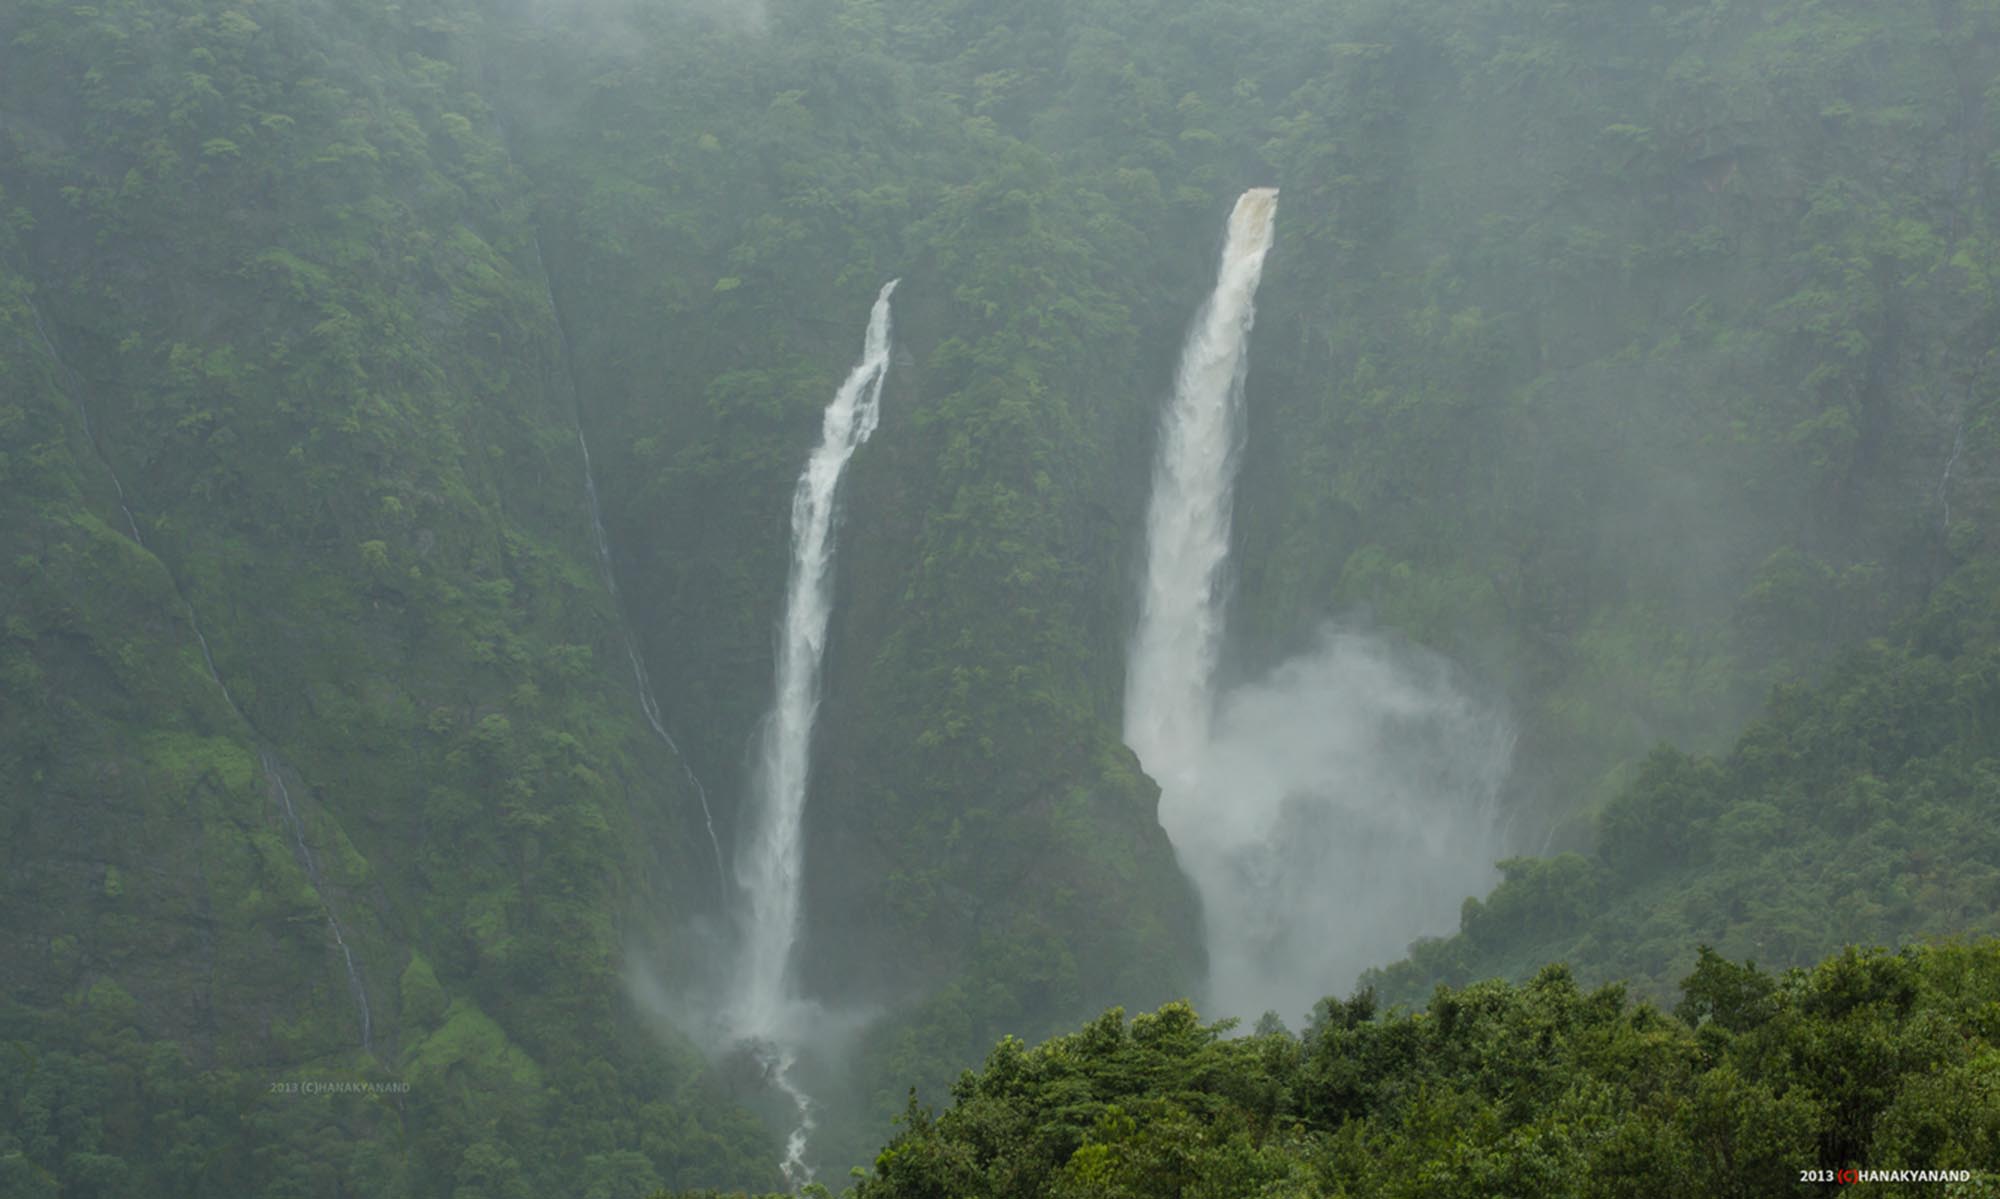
[5,0,2000,1192]
[842,941,2000,1199]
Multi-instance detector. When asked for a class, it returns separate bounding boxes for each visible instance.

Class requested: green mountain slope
[0,0,773,1189]
[9,0,2000,1192]
[1367,558,2000,1010]
[1236,0,2000,827]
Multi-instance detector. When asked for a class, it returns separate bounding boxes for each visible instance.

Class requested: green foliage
[400,953,450,1031]
[12,0,2000,1191]
[1368,558,2000,1008]
[0,0,772,1188]
[839,942,2000,1199]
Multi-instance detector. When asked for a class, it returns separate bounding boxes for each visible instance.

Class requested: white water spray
[732,279,898,1185]
[1181,633,1510,1022]
[1124,191,1509,1024]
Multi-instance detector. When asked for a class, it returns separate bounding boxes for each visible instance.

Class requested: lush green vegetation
[493,0,2000,1159]
[693,939,2000,1199]
[1366,555,2000,1010]
[0,0,777,1188]
[8,0,2000,1191]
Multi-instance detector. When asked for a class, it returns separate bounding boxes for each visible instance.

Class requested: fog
[1177,627,1510,1025]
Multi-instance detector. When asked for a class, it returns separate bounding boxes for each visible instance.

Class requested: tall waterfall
[1124,191,1509,1025]
[264,750,373,1050]
[1125,189,1278,789]
[731,279,898,1184]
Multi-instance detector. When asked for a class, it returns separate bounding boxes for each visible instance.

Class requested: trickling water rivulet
[578,430,730,891]
[1124,191,1510,1025]
[30,302,375,1048]
[263,751,374,1050]
[731,279,898,1187]
[528,232,729,895]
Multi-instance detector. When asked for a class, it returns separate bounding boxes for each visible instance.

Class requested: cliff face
[0,0,1208,1187]
[498,8,1214,1149]
[1232,0,2000,829]
[10,0,2000,1190]
[0,0,778,1189]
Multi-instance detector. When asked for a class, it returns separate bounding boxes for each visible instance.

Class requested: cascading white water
[1125,189,1278,791]
[1124,191,1509,1025]
[731,279,898,1185]
[31,302,374,1046]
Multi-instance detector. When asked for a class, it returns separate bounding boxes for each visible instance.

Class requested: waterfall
[526,231,730,897]
[578,430,730,891]
[1123,191,1509,1024]
[29,300,375,1048]
[263,751,373,1051]
[30,302,234,705]
[1124,189,1278,790]
[731,279,898,1186]
[766,1045,816,1188]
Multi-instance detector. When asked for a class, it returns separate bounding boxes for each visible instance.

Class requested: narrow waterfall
[578,429,730,890]
[528,232,729,895]
[731,279,898,1185]
[29,303,238,705]
[264,750,373,1051]
[1124,192,1509,1025]
[30,302,374,1047]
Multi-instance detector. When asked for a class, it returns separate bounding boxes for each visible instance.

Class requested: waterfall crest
[731,279,898,1185]
[1123,191,1509,1024]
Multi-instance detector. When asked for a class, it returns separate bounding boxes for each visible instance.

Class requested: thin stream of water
[30,301,373,1049]
[527,232,731,896]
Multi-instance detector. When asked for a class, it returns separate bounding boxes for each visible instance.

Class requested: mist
[1175,628,1510,1024]
[1122,188,1505,1027]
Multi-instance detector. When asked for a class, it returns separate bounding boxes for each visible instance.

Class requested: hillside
[1366,558,2000,1011]
[6,0,2000,1191]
